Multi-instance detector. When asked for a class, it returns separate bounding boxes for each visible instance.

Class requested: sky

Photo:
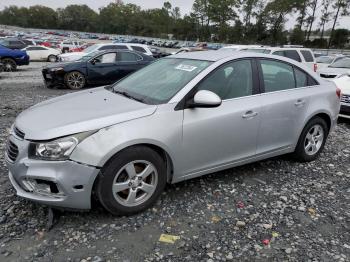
[0,0,349,30]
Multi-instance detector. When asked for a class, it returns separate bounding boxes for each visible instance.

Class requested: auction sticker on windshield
[175,64,197,72]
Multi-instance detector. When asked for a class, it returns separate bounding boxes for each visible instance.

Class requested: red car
[70,43,95,52]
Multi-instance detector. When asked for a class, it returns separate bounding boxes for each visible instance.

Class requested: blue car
[0,44,30,71]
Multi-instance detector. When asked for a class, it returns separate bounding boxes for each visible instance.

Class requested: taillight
[313,63,318,72]
[336,87,341,99]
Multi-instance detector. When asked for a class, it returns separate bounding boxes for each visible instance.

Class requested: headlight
[29,131,95,161]
[50,67,64,72]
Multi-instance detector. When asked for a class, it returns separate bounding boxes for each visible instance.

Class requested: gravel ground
[0,63,349,262]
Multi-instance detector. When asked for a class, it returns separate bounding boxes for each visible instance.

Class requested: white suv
[243,47,317,72]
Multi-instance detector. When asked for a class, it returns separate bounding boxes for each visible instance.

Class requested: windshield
[329,58,350,68]
[111,58,212,105]
[83,44,98,53]
[316,56,334,64]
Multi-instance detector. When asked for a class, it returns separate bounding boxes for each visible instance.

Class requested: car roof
[170,50,281,62]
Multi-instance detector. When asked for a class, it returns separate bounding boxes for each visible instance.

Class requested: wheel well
[312,113,331,131]
[101,144,174,183]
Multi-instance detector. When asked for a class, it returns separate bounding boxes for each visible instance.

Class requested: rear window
[300,50,314,62]
[131,46,147,53]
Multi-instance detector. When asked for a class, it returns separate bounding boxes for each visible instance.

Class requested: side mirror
[188,90,222,108]
[90,59,98,65]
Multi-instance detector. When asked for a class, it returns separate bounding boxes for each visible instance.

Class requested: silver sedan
[5,51,340,215]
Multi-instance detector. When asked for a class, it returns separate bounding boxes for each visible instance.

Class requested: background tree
[328,0,350,48]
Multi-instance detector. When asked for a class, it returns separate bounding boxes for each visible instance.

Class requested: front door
[181,59,261,175]
[87,52,120,85]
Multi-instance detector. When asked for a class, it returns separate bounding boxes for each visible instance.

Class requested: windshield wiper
[113,90,145,103]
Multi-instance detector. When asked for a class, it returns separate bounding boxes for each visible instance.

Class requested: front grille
[340,104,350,115]
[320,74,336,79]
[14,126,25,139]
[341,94,350,104]
[6,140,19,162]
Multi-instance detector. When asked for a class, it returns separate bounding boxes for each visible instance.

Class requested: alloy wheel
[112,160,158,207]
[2,59,16,72]
[304,124,324,156]
[66,72,85,89]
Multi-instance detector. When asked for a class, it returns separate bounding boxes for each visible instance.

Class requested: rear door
[87,52,120,84]
[116,52,144,79]
[256,58,313,155]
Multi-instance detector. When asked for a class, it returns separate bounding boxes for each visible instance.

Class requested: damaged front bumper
[5,134,100,210]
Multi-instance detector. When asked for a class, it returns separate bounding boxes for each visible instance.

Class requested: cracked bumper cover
[6,136,100,210]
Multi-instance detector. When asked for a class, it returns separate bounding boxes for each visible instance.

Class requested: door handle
[242,111,258,119]
[294,99,306,107]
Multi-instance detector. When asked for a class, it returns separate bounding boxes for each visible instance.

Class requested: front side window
[95,53,117,63]
[197,59,253,100]
[260,59,295,92]
[112,58,212,104]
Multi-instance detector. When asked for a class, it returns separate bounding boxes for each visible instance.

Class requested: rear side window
[300,50,314,62]
[284,50,302,62]
[131,46,147,53]
[260,59,295,92]
[117,52,142,62]
[294,68,307,88]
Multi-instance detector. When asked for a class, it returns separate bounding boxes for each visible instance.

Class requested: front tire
[2,58,17,72]
[293,117,329,162]
[96,146,167,216]
[64,71,86,90]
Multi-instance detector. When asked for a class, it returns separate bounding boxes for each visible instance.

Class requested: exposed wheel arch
[99,144,174,184]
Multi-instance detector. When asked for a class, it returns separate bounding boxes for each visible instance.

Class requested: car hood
[44,61,83,69]
[15,87,157,140]
[319,67,350,76]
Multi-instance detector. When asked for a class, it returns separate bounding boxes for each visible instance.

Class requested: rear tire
[293,117,329,162]
[2,58,17,72]
[96,146,167,216]
[64,71,86,90]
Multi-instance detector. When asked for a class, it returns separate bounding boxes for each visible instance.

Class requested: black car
[42,50,154,89]
[0,38,27,50]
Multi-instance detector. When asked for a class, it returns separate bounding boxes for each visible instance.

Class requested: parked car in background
[22,46,61,62]
[111,43,154,56]
[58,40,85,53]
[243,47,317,72]
[149,47,169,58]
[70,43,95,53]
[7,51,340,215]
[42,50,154,89]
[332,75,350,119]
[59,43,154,62]
[316,55,346,70]
[0,38,27,50]
[0,44,30,71]
[318,58,350,79]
